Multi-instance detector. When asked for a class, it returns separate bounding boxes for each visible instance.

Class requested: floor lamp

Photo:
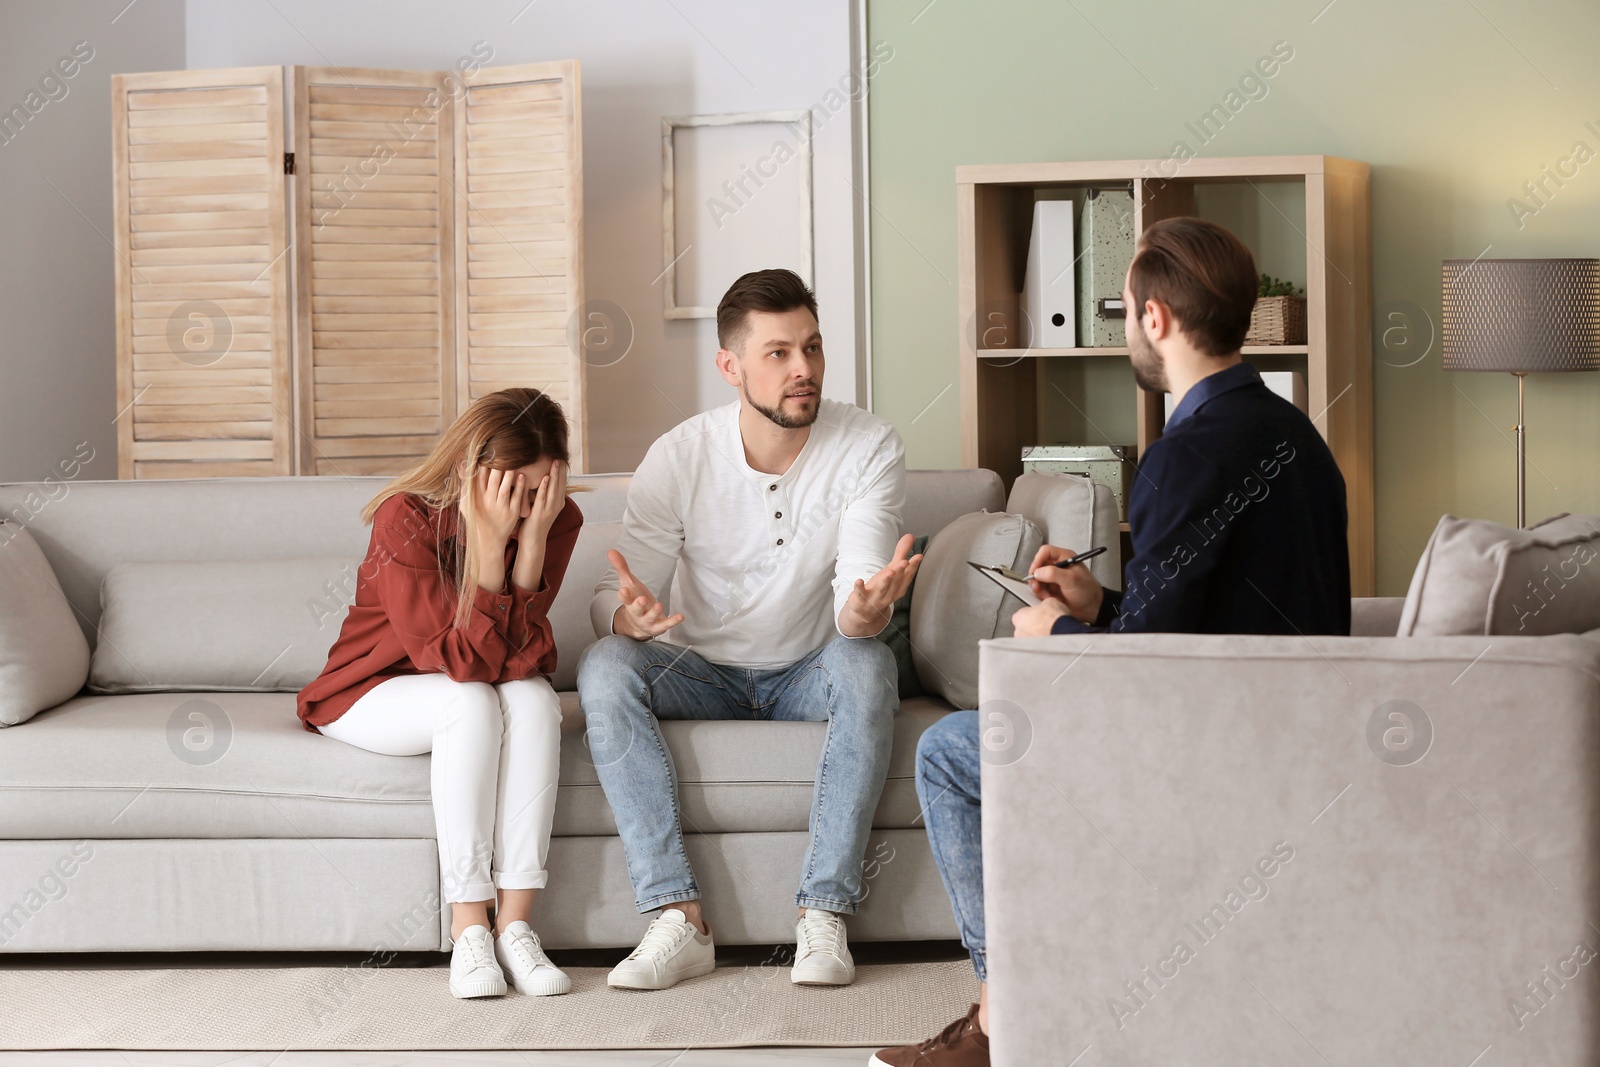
[1440,257,1600,528]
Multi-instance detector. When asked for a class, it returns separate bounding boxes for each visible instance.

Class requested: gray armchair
[980,600,1600,1065]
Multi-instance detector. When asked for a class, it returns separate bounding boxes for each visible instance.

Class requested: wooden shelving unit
[956,155,1374,594]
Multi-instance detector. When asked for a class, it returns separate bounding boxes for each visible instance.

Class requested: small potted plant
[1247,273,1307,345]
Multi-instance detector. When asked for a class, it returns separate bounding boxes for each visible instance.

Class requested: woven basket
[1247,295,1307,345]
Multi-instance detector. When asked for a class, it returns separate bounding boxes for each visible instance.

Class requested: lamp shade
[1441,258,1600,372]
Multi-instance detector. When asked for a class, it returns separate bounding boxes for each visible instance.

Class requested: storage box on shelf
[955,155,1373,593]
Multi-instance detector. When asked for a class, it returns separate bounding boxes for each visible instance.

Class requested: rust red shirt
[296,491,583,731]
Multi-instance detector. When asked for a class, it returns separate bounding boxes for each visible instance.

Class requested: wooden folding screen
[455,61,586,468]
[291,66,457,477]
[112,61,585,479]
[112,67,294,477]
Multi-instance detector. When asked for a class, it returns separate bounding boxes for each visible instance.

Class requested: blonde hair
[362,387,583,631]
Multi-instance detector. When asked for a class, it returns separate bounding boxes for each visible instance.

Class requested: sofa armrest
[976,632,1600,1066]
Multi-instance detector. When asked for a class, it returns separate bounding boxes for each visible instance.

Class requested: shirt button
[774,511,782,519]
[776,538,784,546]
[769,484,777,491]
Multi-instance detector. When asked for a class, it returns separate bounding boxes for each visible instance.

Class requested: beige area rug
[1,962,977,1050]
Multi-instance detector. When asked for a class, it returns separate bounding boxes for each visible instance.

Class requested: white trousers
[318,673,562,904]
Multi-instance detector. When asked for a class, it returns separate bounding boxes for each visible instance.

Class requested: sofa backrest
[0,470,1004,674]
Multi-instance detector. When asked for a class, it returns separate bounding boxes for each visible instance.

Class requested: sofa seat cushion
[0,691,956,840]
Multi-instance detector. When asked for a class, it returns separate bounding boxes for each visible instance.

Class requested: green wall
[867,0,1600,595]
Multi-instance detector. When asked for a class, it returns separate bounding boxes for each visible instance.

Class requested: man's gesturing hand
[838,533,924,638]
[609,549,685,640]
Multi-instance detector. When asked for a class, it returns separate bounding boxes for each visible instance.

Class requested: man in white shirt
[577,268,919,991]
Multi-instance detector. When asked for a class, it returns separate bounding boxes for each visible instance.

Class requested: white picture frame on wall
[661,110,814,320]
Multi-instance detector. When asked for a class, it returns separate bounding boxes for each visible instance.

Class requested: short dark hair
[1127,217,1257,356]
[716,268,818,352]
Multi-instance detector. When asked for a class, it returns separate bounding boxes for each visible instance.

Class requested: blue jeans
[916,710,986,980]
[576,634,898,914]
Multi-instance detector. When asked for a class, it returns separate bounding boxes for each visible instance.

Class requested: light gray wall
[0,0,185,483]
[184,0,864,473]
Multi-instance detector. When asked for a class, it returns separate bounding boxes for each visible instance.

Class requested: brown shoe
[871,1002,989,1065]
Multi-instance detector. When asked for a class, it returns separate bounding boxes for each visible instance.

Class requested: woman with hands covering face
[298,387,584,1002]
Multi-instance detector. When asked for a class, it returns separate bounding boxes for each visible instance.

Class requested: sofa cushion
[903,468,1005,538]
[0,691,955,840]
[83,519,619,695]
[1399,513,1600,636]
[1351,596,1406,637]
[0,473,625,694]
[0,471,989,646]
[0,521,91,726]
[88,557,357,693]
[1005,471,1122,590]
[910,511,1044,709]
[85,521,617,694]
[547,520,619,691]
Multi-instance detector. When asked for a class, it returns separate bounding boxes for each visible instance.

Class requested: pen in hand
[1002,544,1108,582]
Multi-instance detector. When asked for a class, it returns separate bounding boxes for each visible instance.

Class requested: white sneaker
[606,907,716,990]
[495,920,571,996]
[791,908,855,985]
[449,924,507,998]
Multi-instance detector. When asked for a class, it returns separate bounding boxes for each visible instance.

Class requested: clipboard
[967,561,1041,607]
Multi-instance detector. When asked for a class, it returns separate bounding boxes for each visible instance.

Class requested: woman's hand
[518,459,568,547]
[473,467,528,550]
[508,461,567,595]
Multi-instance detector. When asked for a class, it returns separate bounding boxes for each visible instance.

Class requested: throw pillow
[1398,513,1600,636]
[909,512,1045,709]
[872,534,929,699]
[0,521,91,725]
[89,557,360,692]
[548,520,620,690]
[1006,471,1122,590]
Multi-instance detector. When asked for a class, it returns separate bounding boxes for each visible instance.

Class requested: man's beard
[1128,318,1169,393]
[745,382,820,429]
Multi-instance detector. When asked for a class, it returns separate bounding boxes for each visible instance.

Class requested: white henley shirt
[589,398,906,669]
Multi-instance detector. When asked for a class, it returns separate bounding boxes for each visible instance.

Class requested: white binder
[1021,200,1076,348]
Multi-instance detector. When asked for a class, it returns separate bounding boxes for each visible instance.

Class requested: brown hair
[716,268,819,352]
[1127,217,1257,356]
[361,387,581,631]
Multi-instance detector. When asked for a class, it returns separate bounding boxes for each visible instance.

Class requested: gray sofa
[981,604,1600,1066]
[0,469,1009,954]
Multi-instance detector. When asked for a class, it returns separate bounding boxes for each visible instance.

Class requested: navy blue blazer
[1052,361,1351,636]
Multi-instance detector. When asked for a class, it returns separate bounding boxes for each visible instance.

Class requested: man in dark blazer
[874,217,1350,1066]
[1024,220,1350,638]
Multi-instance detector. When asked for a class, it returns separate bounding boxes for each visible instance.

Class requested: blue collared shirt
[1164,359,1259,433]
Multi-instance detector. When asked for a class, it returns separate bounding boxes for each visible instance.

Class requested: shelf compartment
[972,344,1310,360]
[975,346,1129,359]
